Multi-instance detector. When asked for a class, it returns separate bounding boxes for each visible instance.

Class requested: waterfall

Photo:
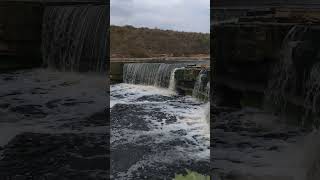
[192,69,210,101]
[265,26,307,110]
[169,67,183,91]
[42,5,108,72]
[304,62,320,126]
[123,63,184,88]
[203,103,210,124]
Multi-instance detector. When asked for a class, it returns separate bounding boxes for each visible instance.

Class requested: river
[110,63,210,179]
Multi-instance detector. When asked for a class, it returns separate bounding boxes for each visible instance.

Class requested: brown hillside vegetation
[110,25,210,58]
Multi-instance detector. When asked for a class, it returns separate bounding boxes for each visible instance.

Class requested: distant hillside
[110,25,210,58]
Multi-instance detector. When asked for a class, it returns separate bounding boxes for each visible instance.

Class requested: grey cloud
[111,0,210,33]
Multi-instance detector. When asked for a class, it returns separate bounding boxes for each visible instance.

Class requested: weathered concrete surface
[110,62,124,83]
[175,66,210,98]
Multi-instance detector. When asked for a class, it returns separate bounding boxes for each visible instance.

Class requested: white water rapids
[110,83,210,178]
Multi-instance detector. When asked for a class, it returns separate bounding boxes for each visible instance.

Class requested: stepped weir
[121,62,210,101]
[123,63,185,88]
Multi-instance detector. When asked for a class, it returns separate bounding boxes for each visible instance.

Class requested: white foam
[111,83,210,178]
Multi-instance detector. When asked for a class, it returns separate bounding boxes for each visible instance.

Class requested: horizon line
[110,24,210,34]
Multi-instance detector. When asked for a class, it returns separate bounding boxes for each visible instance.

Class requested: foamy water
[111,83,210,178]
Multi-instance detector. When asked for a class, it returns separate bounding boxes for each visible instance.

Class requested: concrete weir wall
[213,7,320,126]
[110,57,210,84]
[110,58,210,101]
[0,0,106,71]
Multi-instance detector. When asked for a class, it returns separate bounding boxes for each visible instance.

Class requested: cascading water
[203,102,210,124]
[42,5,108,72]
[266,25,320,127]
[192,69,210,101]
[123,63,185,88]
[169,67,183,91]
[112,63,210,178]
[265,26,308,110]
[304,62,320,126]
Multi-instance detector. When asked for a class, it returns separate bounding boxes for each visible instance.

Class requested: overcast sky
[110,0,210,33]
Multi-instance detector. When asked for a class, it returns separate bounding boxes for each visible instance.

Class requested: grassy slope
[110,25,210,58]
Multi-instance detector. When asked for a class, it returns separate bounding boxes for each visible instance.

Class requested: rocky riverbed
[0,69,108,179]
